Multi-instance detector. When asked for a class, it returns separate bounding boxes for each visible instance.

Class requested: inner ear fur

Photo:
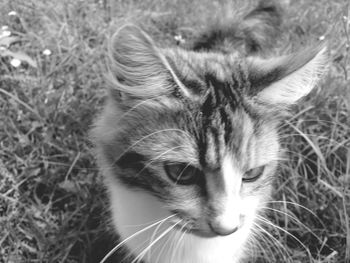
[247,45,328,106]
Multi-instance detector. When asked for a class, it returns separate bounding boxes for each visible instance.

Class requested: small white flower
[1,25,9,31]
[42,49,52,56]
[3,30,11,36]
[0,30,11,38]
[319,35,325,41]
[8,11,17,16]
[174,34,185,44]
[10,58,21,67]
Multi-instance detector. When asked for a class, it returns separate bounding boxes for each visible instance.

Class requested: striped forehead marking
[198,73,247,169]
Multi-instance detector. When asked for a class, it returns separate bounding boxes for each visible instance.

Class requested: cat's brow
[198,74,250,170]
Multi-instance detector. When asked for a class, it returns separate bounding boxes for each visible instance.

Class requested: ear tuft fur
[107,24,169,98]
[248,45,329,105]
[107,24,190,100]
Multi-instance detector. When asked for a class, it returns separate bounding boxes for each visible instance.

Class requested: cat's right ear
[107,25,189,101]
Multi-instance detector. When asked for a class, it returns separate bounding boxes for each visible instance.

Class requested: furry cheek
[240,196,260,221]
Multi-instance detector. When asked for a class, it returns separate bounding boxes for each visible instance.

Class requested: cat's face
[107,73,280,237]
[92,25,327,261]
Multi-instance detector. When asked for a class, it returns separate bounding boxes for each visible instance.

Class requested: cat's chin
[106,176,252,263]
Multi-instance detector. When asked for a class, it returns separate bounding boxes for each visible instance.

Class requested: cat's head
[93,25,327,237]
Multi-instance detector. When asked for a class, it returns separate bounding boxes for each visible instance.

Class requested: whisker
[175,162,193,184]
[99,214,176,263]
[256,215,313,261]
[154,227,177,263]
[122,238,150,263]
[147,213,172,263]
[123,219,169,228]
[253,222,293,262]
[117,95,163,123]
[251,224,280,262]
[115,129,192,163]
[260,206,323,244]
[137,146,187,180]
[85,130,193,174]
[261,200,324,226]
[170,222,189,262]
[131,219,183,263]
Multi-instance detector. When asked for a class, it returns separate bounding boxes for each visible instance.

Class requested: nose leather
[209,221,239,236]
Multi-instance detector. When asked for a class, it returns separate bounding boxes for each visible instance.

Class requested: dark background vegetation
[0,0,349,262]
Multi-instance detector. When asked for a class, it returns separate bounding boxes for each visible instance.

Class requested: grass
[0,0,349,262]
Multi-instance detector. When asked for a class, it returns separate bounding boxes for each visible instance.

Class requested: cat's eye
[164,163,201,185]
[242,166,265,183]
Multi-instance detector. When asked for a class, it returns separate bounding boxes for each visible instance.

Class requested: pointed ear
[107,24,189,99]
[247,46,328,105]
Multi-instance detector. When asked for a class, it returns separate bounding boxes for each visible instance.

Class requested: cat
[91,0,328,262]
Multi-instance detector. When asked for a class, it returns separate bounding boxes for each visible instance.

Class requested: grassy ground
[0,0,349,262]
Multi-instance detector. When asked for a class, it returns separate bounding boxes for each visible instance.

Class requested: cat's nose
[208,220,239,236]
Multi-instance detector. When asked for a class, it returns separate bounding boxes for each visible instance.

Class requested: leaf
[0,36,19,47]
[0,49,37,68]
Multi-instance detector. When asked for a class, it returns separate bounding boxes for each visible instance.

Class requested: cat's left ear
[247,45,328,106]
